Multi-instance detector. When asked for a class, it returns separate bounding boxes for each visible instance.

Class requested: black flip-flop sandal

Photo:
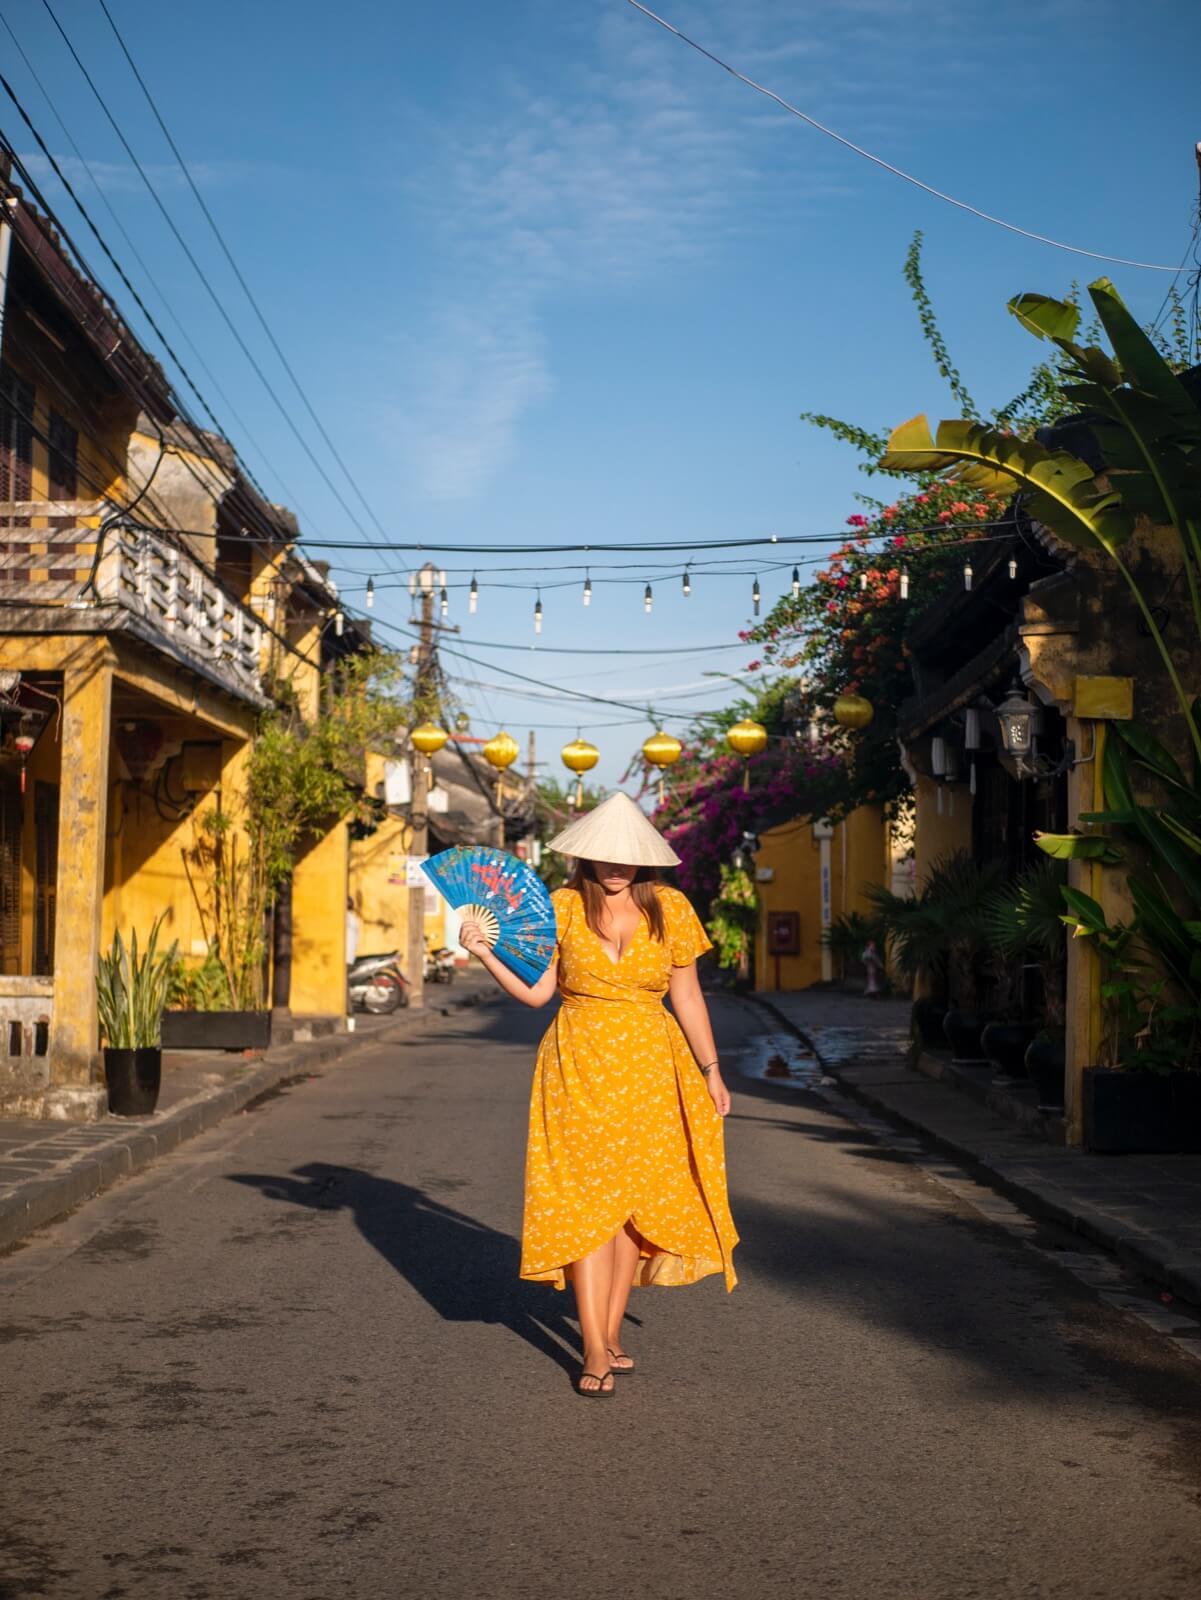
[577,1369,615,1398]
[607,1348,635,1374]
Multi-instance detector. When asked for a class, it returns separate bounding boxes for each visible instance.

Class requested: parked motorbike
[348,952,409,1014]
[424,945,457,985]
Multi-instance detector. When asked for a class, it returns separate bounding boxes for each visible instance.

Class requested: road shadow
[227,1164,584,1379]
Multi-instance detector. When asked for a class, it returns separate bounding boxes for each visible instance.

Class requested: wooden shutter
[47,412,78,502]
[0,775,22,975]
[0,367,34,528]
[34,782,58,977]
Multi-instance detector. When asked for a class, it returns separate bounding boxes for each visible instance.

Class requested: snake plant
[96,914,179,1049]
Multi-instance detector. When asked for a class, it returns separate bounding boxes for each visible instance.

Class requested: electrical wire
[623,0,1179,272]
[35,0,382,547]
[95,0,398,554]
[0,7,310,520]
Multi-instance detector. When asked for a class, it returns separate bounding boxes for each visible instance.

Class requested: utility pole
[405,567,438,1011]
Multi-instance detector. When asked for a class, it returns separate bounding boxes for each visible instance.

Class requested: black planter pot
[942,1009,990,1064]
[981,1021,1038,1079]
[1025,1033,1066,1111]
[1083,1067,1175,1153]
[104,1047,162,1116]
[1083,1068,1201,1153]
[161,1010,271,1051]
[911,998,947,1049]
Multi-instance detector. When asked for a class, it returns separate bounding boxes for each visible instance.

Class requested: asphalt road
[4,992,1201,1600]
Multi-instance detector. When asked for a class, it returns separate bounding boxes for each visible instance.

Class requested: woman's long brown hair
[566,862,666,943]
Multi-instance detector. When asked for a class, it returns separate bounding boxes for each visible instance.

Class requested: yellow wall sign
[1073,676,1134,720]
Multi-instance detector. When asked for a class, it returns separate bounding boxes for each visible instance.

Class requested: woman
[459,790,739,1398]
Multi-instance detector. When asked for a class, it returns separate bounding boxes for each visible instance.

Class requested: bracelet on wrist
[698,1060,719,1076]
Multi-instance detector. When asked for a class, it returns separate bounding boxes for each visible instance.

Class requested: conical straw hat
[546,790,680,868]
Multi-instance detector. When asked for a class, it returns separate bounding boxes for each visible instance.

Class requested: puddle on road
[735,1032,826,1091]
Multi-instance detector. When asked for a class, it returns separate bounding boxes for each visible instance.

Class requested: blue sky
[6,0,1200,787]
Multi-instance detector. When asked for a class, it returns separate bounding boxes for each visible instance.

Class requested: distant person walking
[460,792,738,1399]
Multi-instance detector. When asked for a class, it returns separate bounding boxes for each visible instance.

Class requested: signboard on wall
[767,911,800,956]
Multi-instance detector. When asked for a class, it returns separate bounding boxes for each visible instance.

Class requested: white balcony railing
[0,500,265,704]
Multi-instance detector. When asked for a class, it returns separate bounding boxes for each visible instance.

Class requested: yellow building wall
[912,774,971,885]
[754,804,890,992]
[754,820,824,991]
[350,814,411,961]
[291,819,350,1017]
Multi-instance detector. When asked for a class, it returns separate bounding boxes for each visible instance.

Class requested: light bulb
[791,566,800,598]
[1008,556,1018,580]
[644,584,653,614]
[752,578,761,616]
[365,577,375,609]
[534,597,543,635]
[900,569,909,600]
[860,572,868,591]
[440,586,449,617]
[334,610,344,637]
[582,575,592,607]
[963,560,973,592]
[682,570,691,598]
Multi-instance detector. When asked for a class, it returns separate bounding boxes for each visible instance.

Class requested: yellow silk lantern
[726,717,768,792]
[483,730,520,801]
[410,721,450,756]
[482,730,520,771]
[410,720,449,785]
[833,694,874,731]
[642,730,682,805]
[561,737,600,806]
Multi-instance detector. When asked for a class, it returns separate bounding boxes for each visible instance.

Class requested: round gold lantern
[642,730,682,805]
[833,693,874,731]
[561,737,600,807]
[726,717,768,792]
[410,720,449,784]
[483,729,520,801]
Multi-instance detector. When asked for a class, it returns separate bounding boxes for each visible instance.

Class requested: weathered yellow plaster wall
[350,814,411,961]
[291,819,350,1018]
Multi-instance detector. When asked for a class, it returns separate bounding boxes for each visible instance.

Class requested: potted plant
[161,942,272,1051]
[866,881,948,1046]
[96,915,178,1116]
[983,860,1067,1102]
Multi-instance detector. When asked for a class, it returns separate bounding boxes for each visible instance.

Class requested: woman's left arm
[668,962,731,1117]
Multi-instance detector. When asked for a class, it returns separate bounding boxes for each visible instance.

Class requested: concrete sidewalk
[0,977,493,1254]
[754,986,1201,1308]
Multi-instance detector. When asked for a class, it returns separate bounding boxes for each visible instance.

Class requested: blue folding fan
[422,846,557,984]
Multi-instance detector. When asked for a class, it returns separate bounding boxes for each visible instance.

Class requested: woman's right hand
[459,918,490,959]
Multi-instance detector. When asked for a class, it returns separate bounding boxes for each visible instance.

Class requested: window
[0,367,34,528]
[47,411,78,503]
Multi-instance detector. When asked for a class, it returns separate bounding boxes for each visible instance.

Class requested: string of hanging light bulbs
[354,527,1025,624]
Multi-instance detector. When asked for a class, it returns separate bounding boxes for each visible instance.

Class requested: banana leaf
[1034,831,1123,864]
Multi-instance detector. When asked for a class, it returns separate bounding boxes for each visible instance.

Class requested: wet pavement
[4,990,1201,1598]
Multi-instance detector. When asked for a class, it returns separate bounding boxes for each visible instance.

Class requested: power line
[35,0,381,546]
[0,7,313,523]
[94,0,401,556]
[623,0,1179,273]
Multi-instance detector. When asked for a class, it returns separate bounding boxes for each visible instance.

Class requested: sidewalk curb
[0,988,491,1256]
[748,995,1201,1308]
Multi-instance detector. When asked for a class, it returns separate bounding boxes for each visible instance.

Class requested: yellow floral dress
[520,884,739,1292]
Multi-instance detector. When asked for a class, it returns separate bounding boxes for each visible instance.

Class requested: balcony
[0,499,267,706]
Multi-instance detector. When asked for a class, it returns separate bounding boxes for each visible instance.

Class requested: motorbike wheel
[364,973,405,1015]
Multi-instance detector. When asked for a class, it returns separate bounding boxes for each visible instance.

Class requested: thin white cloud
[17,151,279,196]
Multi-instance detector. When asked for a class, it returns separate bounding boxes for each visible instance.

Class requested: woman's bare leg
[605,1222,641,1368]
[571,1232,617,1392]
